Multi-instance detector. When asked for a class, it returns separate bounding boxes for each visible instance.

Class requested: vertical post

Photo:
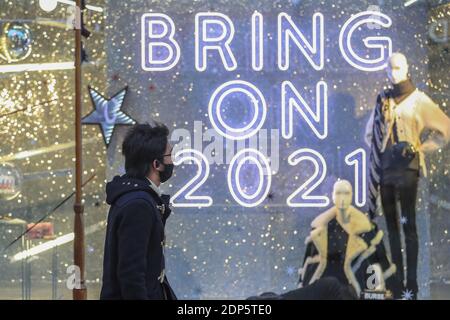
[21,225,25,300]
[73,0,87,300]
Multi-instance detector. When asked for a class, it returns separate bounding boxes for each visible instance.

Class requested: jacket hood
[106,175,156,205]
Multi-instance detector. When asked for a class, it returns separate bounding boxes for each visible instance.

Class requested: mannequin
[365,53,450,299]
[298,180,397,299]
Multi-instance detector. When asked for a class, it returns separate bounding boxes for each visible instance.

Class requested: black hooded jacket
[100,174,176,300]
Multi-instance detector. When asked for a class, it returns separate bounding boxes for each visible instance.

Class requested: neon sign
[139,10,391,208]
[141,11,393,72]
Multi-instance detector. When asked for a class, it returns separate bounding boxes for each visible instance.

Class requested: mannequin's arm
[419,94,450,153]
[298,241,319,287]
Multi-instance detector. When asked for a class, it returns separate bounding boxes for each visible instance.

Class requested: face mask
[159,162,174,183]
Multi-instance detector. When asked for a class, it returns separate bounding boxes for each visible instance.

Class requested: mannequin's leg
[399,172,419,299]
[381,183,404,298]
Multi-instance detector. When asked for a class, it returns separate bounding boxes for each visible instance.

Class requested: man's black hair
[122,122,170,178]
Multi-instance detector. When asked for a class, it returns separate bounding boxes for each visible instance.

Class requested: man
[365,52,450,299]
[100,123,177,300]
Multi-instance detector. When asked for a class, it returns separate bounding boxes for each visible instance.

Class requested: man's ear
[153,159,160,171]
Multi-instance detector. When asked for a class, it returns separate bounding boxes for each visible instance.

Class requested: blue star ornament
[401,289,414,300]
[82,86,136,146]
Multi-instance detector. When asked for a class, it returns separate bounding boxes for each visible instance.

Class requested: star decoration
[401,289,414,300]
[400,216,408,225]
[266,191,275,202]
[82,86,136,146]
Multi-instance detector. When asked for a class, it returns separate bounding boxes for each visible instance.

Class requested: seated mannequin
[298,180,398,299]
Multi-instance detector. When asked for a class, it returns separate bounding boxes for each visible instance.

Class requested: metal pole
[73,0,87,300]
[21,226,25,300]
